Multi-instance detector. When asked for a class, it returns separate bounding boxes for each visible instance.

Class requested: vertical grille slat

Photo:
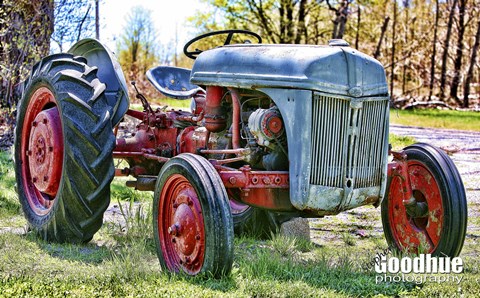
[310,95,388,188]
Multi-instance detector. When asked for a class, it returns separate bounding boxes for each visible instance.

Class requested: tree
[51,0,99,52]
[0,0,54,109]
[326,0,352,39]
[191,0,479,107]
[190,0,338,44]
[463,21,480,108]
[390,0,397,96]
[428,0,440,100]
[116,6,160,100]
[450,0,467,105]
[439,0,458,101]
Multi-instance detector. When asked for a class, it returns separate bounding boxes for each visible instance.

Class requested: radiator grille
[310,95,388,188]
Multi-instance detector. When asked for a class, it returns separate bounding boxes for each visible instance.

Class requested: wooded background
[1,0,480,111]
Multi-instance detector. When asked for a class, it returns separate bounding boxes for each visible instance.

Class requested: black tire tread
[15,53,115,243]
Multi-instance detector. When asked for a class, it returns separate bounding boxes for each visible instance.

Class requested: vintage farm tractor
[15,30,467,277]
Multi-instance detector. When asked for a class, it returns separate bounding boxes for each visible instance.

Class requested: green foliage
[116,5,161,102]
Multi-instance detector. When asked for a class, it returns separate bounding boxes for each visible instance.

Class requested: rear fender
[68,39,129,126]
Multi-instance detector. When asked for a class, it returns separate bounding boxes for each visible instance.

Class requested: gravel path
[390,124,480,191]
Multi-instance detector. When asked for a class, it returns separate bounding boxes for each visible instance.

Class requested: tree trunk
[355,5,361,49]
[295,0,308,44]
[429,0,440,100]
[450,0,467,105]
[0,0,54,109]
[401,1,410,95]
[374,16,390,59]
[439,0,458,101]
[327,0,350,39]
[463,21,480,108]
[390,1,397,96]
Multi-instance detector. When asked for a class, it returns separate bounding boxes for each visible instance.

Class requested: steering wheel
[183,29,262,60]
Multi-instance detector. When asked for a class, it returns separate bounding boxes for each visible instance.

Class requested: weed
[269,233,298,257]
[341,232,356,246]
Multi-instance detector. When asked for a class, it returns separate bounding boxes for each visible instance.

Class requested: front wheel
[153,154,234,277]
[382,143,467,257]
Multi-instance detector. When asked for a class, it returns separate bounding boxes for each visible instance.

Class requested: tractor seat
[146,66,204,99]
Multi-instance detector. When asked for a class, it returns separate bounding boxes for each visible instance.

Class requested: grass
[1,107,479,296]
[390,108,480,132]
[1,151,479,297]
[389,134,416,150]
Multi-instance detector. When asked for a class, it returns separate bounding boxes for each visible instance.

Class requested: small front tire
[153,154,234,277]
[381,143,467,257]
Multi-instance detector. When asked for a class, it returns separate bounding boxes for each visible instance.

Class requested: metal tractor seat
[147,66,204,99]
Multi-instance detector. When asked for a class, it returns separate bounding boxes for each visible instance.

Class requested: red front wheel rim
[158,174,206,275]
[20,87,64,216]
[388,161,444,253]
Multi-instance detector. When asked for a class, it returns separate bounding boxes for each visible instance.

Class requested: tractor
[15,30,467,277]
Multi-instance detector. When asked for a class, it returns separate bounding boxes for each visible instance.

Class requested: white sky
[99,0,204,52]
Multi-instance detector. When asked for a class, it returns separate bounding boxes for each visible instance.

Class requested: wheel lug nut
[168,224,180,236]
[32,121,37,127]
[195,235,201,241]
[43,118,48,124]
[32,177,38,183]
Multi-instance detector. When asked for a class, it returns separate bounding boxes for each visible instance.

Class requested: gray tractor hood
[191,43,388,97]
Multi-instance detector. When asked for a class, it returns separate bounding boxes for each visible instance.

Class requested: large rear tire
[153,154,234,277]
[381,143,467,257]
[14,54,115,243]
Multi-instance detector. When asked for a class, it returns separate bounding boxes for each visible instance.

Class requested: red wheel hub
[21,87,63,215]
[158,174,205,275]
[27,108,63,196]
[388,162,444,253]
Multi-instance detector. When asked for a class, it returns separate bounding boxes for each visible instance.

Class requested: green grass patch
[390,108,480,131]
[110,177,151,202]
[0,150,20,218]
[1,176,479,296]
[389,133,416,150]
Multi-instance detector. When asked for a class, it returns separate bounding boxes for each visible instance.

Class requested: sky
[99,0,204,53]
